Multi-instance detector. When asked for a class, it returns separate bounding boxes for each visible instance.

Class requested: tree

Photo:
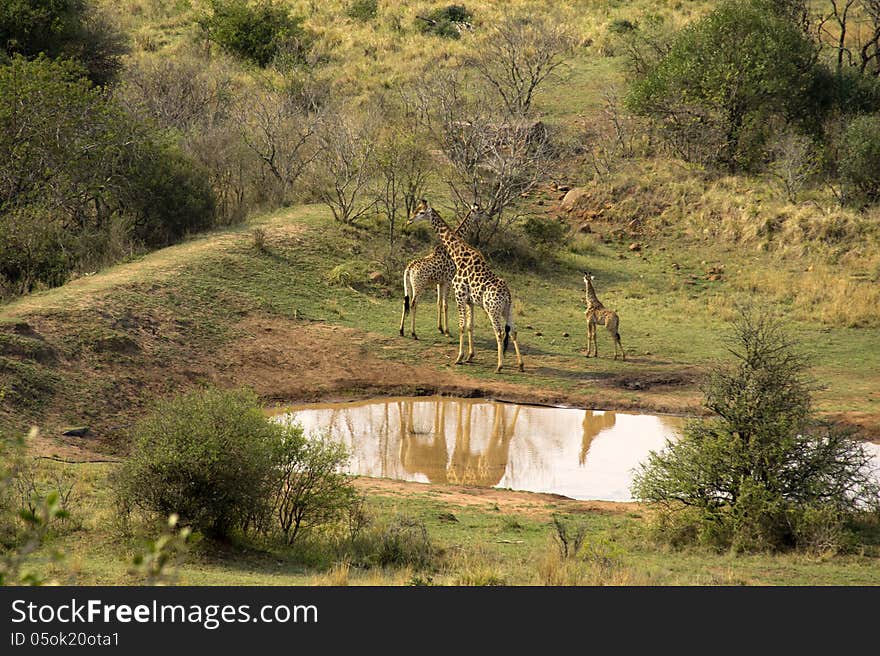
[200,0,310,68]
[0,55,216,294]
[468,13,575,117]
[627,0,824,170]
[410,69,556,246]
[632,308,879,552]
[312,113,377,224]
[839,112,880,204]
[0,0,126,85]
[116,388,285,539]
[273,433,355,544]
[373,126,432,246]
[236,82,321,204]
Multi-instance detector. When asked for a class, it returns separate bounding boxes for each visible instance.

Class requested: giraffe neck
[585,278,603,308]
[452,208,476,238]
[430,210,466,263]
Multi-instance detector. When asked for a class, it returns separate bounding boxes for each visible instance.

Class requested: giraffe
[408,200,524,373]
[583,272,625,360]
[398,206,480,339]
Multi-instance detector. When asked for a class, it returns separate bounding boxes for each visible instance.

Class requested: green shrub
[626,0,825,170]
[346,0,378,22]
[126,143,217,246]
[371,515,435,569]
[0,55,218,295]
[0,0,126,85]
[200,0,310,67]
[116,388,288,539]
[839,113,880,205]
[523,216,568,250]
[608,19,637,35]
[273,432,355,544]
[632,308,880,552]
[417,5,473,40]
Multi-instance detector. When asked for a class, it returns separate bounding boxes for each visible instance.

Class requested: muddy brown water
[272,396,880,502]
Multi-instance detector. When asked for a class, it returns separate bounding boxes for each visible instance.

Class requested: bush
[0,0,126,85]
[626,0,825,170]
[839,114,880,205]
[346,0,378,22]
[116,388,286,539]
[273,432,355,544]
[417,5,473,40]
[0,55,219,295]
[200,0,310,67]
[374,515,435,569]
[632,308,880,552]
[523,216,568,250]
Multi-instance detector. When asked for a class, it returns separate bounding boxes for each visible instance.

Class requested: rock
[368,271,385,284]
[628,242,642,252]
[706,274,723,282]
[535,331,543,337]
[671,262,680,270]
[525,325,534,330]
[559,187,589,211]
[62,426,90,438]
[556,184,571,192]
[562,332,570,337]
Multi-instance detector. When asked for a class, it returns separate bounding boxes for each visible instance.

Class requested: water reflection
[273,396,686,501]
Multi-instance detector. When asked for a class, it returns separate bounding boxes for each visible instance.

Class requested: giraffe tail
[503,324,510,353]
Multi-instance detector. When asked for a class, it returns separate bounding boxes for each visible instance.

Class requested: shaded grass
[27,462,880,586]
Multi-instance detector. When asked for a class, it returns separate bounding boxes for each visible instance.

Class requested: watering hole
[273,396,685,501]
[273,397,880,502]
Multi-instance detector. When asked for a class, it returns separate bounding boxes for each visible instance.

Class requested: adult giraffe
[408,200,524,373]
[398,205,481,339]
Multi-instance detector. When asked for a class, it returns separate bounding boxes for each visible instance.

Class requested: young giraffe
[583,272,625,360]
[398,206,480,339]
[408,200,524,373]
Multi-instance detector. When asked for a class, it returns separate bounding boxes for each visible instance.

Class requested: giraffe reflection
[580,411,617,465]
[275,397,690,501]
[398,399,521,486]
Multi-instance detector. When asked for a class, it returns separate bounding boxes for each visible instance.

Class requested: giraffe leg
[506,305,524,372]
[436,283,444,334]
[410,295,418,339]
[443,287,451,337]
[399,269,411,337]
[454,294,468,365]
[465,301,475,362]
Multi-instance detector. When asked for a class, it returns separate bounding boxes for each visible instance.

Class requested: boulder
[559,187,590,212]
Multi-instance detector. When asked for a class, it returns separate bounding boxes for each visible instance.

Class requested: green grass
[24,462,880,586]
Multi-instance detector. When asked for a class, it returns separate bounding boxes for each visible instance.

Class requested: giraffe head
[583,272,595,285]
[407,199,434,226]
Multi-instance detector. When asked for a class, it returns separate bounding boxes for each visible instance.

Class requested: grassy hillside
[3,0,880,586]
[2,199,878,449]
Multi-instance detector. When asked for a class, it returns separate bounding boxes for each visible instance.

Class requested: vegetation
[633,309,880,552]
[199,0,310,68]
[2,0,880,586]
[626,0,824,170]
[416,5,473,40]
[0,0,126,85]
[116,387,285,539]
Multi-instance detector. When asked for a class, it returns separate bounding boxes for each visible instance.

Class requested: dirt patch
[354,476,636,519]
[608,370,700,391]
